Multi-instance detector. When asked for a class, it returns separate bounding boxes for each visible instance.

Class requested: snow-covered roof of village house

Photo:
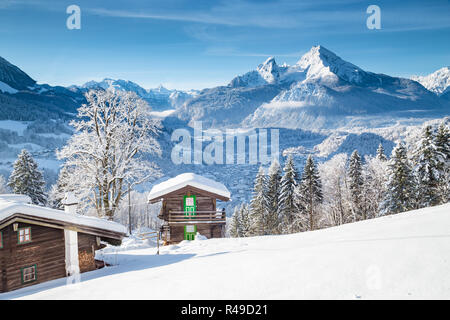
[148,173,231,201]
[0,195,127,235]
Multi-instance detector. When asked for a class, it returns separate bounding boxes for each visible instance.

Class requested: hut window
[0,231,3,248]
[21,265,37,283]
[18,227,32,244]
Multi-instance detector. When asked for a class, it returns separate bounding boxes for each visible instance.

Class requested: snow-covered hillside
[2,203,450,300]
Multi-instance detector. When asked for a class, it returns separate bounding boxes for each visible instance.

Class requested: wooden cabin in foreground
[0,194,126,293]
[148,173,231,244]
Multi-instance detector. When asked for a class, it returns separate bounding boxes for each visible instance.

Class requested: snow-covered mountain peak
[411,66,450,95]
[229,56,283,87]
[256,56,280,84]
[150,84,172,95]
[296,45,366,84]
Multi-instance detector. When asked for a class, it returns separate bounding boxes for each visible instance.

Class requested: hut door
[184,225,196,241]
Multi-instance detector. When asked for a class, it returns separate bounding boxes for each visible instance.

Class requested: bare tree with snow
[363,155,388,218]
[319,153,351,227]
[57,89,162,219]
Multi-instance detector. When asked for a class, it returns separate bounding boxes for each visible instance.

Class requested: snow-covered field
[2,203,450,300]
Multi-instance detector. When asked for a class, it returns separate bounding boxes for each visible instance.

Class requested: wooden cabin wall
[162,188,216,217]
[0,223,66,293]
[168,224,224,243]
[0,229,4,292]
[78,233,102,273]
[78,233,101,255]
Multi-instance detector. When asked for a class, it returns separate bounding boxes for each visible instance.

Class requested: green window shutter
[183,195,196,217]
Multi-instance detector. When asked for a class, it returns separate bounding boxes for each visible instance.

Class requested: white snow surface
[0,196,127,234]
[2,203,450,300]
[148,172,231,201]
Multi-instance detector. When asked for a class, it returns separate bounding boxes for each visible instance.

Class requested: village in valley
[0,0,449,301]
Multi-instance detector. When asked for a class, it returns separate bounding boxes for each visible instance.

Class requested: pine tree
[381,142,415,215]
[228,206,242,238]
[0,175,9,194]
[434,121,450,203]
[296,155,323,231]
[48,165,72,209]
[376,143,387,161]
[249,166,269,236]
[412,125,441,207]
[266,160,282,234]
[278,155,300,234]
[8,149,47,205]
[240,203,251,237]
[348,150,365,220]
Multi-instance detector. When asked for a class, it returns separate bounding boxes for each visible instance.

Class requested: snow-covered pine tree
[249,166,269,236]
[376,143,388,161]
[48,165,72,209]
[240,203,251,237]
[0,175,9,194]
[380,142,415,215]
[8,149,47,205]
[278,154,300,234]
[434,121,450,204]
[228,206,242,238]
[296,155,323,231]
[412,125,441,208]
[348,150,365,221]
[266,160,282,234]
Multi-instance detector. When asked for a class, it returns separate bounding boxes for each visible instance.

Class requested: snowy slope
[411,67,450,95]
[3,203,450,299]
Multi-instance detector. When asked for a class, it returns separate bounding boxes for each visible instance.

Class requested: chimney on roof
[62,192,78,215]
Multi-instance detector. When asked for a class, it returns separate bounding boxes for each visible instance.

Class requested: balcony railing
[167,210,226,224]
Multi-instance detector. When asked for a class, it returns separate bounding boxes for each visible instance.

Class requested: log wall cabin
[148,173,231,244]
[0,194,126,293]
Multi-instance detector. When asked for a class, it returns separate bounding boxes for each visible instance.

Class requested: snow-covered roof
[0,194,31,203]
[148,173,231,201]
[0,195,127,235]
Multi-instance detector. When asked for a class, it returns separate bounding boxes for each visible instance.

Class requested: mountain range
[68,79,199,111]
[176,46,450,129]
[1,45,449,129]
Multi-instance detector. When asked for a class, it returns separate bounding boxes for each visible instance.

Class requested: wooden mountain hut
[148,173,231,244]
[0,194,126,293]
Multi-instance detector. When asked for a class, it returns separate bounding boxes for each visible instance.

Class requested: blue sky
[0,0,449,90]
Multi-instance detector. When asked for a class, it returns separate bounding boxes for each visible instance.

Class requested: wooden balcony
[167,210,226,225]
